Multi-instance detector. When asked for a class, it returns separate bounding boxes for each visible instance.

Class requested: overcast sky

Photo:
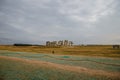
[0,0,120,45]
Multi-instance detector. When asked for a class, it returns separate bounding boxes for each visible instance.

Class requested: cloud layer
[0,0,120,44]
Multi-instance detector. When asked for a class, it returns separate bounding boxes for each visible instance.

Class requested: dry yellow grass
[0,45,120,58]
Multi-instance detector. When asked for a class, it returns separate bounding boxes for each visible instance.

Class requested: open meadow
[0,45,120,80]
[0,45,120,57]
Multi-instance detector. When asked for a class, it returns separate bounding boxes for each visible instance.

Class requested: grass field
[1,56,119,80]
[0,45,120,80]
[0,45,120,58]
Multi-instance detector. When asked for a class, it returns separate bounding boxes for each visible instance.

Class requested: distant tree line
[13,43,32,46]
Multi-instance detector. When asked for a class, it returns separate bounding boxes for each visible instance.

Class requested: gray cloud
[0,0,120,45]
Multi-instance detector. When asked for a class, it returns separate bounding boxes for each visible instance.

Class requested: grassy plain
[0,45,120,80]
[1,56,119,80]
[0,45,120,58]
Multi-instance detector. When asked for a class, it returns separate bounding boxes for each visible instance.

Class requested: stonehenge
[46,40,73,47]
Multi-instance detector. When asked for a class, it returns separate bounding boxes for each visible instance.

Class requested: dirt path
[0,56,120,78]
